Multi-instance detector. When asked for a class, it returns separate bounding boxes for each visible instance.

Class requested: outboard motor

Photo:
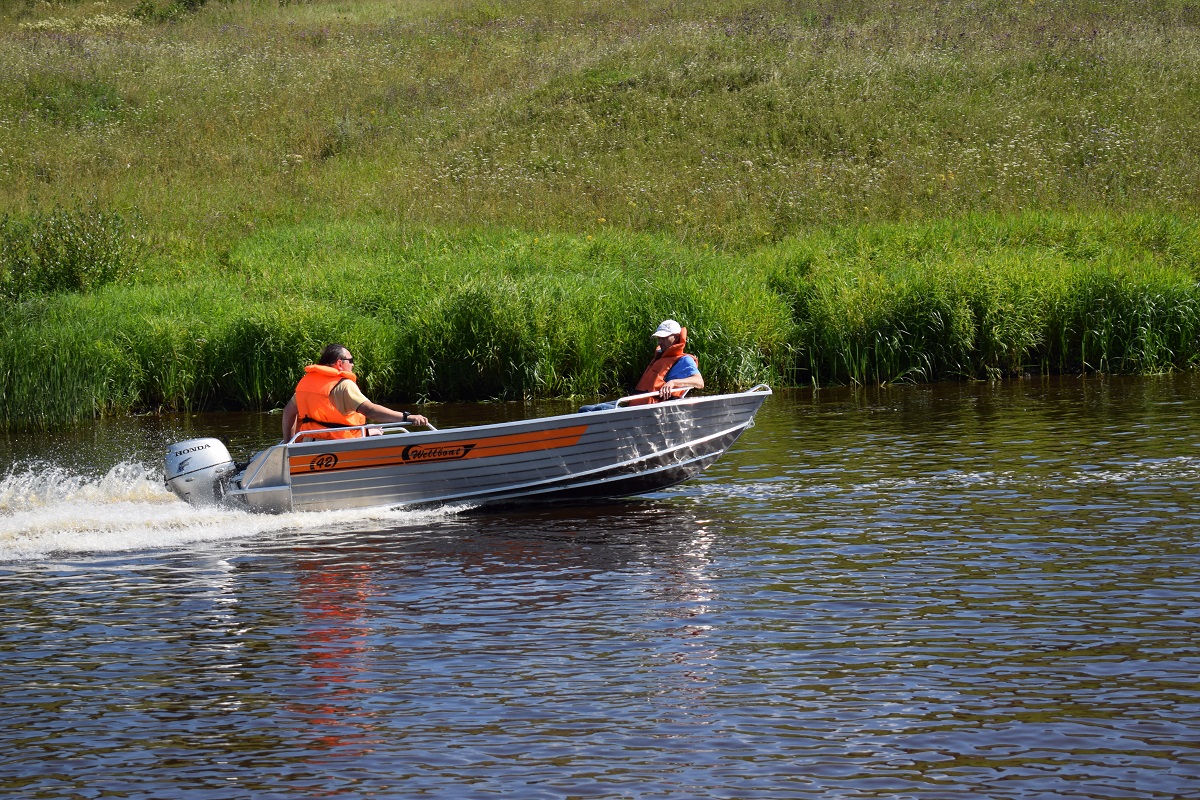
[165,438,236,505]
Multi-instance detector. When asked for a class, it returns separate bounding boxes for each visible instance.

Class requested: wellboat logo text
[401,443,476,463]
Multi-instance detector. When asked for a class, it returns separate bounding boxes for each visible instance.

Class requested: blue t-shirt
[664,355,700,383]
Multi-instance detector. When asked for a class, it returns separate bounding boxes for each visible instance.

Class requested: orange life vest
[629,328,696,406]
[294,364,367,440]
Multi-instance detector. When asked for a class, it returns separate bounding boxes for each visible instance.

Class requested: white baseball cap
[652,319,682,338]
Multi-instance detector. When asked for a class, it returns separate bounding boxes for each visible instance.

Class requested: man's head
[652,319,682,346]
[318,343,355,371]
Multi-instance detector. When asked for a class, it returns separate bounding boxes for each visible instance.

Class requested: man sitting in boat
[580,319,705,412]
[280,344,428,440]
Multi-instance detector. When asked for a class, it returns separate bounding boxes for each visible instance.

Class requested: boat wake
[1065,455,1200,486]
[691,456,1200,506]
[0,460,465,561]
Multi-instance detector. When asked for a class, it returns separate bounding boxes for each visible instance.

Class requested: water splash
[0,460,464,561]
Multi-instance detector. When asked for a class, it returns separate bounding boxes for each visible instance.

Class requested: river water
[1,377,1198,799]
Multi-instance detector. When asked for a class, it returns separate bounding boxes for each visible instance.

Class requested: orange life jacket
[294,364,367,440]
[629,328,696,406]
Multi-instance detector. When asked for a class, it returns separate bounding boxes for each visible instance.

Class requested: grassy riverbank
[3,211,1199,430]
[2,1,1200,428]
[4,0,1200,244]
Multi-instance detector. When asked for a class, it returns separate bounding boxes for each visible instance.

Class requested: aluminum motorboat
[164,385,771,513]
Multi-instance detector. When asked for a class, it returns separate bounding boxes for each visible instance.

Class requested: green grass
[2,1,1200,428]
[762,212,1200,384]
[3,0,1199,246]
[1,202,142,300]
[3,212,1200,430]
[0,222,795,428]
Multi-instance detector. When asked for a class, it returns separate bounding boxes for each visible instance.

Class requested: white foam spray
[0,461,464,561]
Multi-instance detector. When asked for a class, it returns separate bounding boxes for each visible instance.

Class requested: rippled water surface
[2,378,1199,798]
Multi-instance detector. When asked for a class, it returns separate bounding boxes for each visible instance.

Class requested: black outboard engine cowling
[165,438,235,505]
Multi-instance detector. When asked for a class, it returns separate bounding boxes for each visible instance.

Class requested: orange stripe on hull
[289,425,589,476]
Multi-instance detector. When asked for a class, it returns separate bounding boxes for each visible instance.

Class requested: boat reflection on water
[289,552,381,755]
[282,501,726,758]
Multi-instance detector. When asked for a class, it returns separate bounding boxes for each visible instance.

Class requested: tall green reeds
[762,212,1200,386]
[3,213,1200,431]
[0,224,795,429]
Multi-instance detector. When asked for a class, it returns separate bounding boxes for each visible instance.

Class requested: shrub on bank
[0,204,142,301]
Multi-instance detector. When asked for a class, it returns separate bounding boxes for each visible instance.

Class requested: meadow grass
[3,0,1199,247]
[3,1,1200,428]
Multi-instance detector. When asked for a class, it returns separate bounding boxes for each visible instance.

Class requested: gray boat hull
[223,386,770,513]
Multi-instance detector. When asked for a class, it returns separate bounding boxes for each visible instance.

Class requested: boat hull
[225,387,770,513]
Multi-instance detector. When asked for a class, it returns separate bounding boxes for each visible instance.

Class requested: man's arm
[659,357,704,399]
[281,396,298,440]
[331,380,428,428]
[356,401,428,428]
[659,373,704,399]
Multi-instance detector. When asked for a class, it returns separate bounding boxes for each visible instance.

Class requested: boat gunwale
[281,385,773,454]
